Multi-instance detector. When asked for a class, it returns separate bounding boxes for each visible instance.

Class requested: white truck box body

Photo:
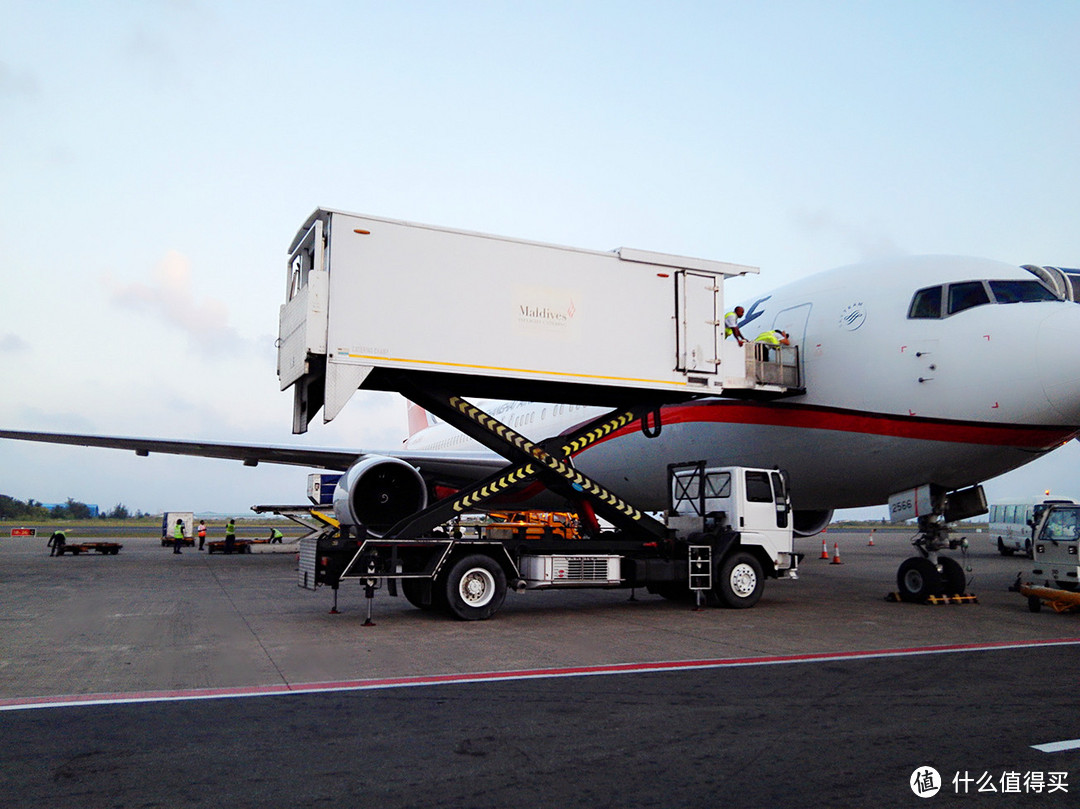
[279,210,781,428]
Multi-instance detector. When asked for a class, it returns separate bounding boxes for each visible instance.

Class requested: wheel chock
[885,592,978,605]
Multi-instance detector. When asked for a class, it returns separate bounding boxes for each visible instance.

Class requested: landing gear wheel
[716,552,764,609]
[938,557,967,596]
[897,557,942,603]
[443,555,507,621]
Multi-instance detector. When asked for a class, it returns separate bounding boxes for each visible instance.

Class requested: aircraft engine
[793,509,833,537]
[332,456,428,536]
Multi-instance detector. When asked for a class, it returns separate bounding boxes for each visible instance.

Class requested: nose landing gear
[893,516,973,603]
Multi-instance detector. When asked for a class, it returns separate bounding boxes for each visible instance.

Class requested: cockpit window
[909,278,1059,319]
[908,286,943,318]
[948,281,991,315]
[988,280,1058,304]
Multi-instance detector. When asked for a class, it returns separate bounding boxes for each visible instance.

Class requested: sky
[1,0,1079,518]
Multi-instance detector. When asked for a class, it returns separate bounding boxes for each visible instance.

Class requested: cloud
[0,333,29,353]
[103,250,252,357]
[792,208,908,262]
[0,60,39,101]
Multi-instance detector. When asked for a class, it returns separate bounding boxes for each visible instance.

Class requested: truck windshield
[1041,509,1080,540]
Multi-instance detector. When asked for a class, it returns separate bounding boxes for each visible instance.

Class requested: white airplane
[4,254,1080,600]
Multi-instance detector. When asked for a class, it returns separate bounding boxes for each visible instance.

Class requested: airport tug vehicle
[279,209,802,620]
[1013,502,1080,613]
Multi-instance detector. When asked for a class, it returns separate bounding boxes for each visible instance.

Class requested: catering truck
[281,209,802,621]
[299,462,798,620]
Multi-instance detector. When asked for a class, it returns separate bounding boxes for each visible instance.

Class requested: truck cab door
[740,470,789,553]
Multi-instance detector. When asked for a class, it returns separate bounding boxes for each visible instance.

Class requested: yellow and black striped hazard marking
[451,464,535,513]
[446,397,643,521]
[560,409,636,454]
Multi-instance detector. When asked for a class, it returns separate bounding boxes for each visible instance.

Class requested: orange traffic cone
[830,542,844,565]
[868,529,875,547]
[820,537,830,559]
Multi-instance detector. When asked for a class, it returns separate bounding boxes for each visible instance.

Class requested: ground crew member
[197,520,207,551]
[724,306,747,345]
[48,529,67,557]
[224,519,236,554]
[754,329,790,346]
[754,329,790,361]
[268,527,283,544]
[173,519,186,554]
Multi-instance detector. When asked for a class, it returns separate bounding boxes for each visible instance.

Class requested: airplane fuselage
[404,256,1080,515]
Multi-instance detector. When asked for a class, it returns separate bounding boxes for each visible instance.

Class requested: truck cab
[666,463,797,606]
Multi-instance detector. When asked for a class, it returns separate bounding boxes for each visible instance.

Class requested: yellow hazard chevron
[446,397,644,522]
[451,463,536,512]
[561,410,635,454]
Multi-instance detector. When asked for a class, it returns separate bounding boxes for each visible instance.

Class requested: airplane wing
[0,429,507,485]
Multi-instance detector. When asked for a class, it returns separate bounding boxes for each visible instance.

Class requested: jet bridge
[278,208,800,433]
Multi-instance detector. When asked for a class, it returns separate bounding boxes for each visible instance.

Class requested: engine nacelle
[333,456,428,536]
[793,509,834,537]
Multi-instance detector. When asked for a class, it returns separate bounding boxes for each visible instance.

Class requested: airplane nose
[1037,306,1080,425]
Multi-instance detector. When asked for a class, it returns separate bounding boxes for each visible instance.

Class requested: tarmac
[4,526,1080,807]
[2,526,1078,702]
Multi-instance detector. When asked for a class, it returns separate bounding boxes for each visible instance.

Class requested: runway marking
[2,636,1078,713]
[1033,739,1080,753]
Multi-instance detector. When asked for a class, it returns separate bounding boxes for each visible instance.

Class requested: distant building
[40,503,99,518]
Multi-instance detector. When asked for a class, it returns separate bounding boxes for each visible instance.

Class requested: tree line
[0,495,144,520]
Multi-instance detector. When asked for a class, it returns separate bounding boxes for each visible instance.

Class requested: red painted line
[2,637,1078,712]
[588,401,1078,450]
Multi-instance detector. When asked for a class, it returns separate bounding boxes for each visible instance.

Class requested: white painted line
[1033,739,1080,753]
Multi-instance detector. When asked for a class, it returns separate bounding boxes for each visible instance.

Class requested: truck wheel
[443,555,506,621]
[938,557,966,596]
[997,538,1012,556]
[401,579,441,611]
[1028,595,1043,613]
[716,552,764,608]
[897,557,941,603]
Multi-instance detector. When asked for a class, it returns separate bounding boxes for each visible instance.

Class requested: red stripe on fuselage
[580,400,1077,452]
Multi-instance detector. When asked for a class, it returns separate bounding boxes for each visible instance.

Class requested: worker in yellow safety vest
[224,519,237,554]
[754,329,790,362]
[172,519,186,554]
[724,306,747,345]
[48,529,67,556]
[754,329,790,346]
